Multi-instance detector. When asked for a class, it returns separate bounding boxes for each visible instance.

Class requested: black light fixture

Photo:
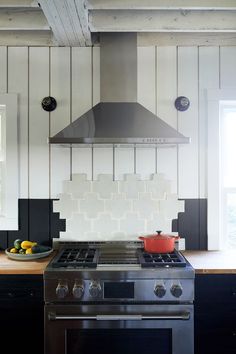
[41,96,57,112]
[174,96,190,111]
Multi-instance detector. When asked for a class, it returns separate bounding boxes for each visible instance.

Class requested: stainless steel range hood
[49,33,190,146]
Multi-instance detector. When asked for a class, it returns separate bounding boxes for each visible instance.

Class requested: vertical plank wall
[0,46,236,203]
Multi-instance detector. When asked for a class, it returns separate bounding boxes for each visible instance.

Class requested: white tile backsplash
[119,174,145,199]
[54,173,185,241]
[146,173,171,199]
[80,193,104,218]
[133,193,159,220]
[63,173,91,198]
[105,194,132,218]
[92,174,118,198]
[53,194,78,219]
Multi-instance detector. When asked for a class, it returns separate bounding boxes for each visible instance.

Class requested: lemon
[9,247,18,253]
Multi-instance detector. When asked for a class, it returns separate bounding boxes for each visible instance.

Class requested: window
[0,94,18,230]
[208,89,236,250]
[220,103,236,249]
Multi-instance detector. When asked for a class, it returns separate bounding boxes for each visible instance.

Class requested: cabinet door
[194,274,236,354]
[0,275,44,354]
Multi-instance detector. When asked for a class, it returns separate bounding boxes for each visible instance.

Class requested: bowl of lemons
[5,239,53,260]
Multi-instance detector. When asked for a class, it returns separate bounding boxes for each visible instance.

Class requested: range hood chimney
[49,33,190,146]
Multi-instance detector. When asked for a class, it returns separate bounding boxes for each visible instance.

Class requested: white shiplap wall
[0,46,236,200]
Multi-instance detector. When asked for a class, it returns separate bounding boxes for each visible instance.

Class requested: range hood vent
[49,33,190,146]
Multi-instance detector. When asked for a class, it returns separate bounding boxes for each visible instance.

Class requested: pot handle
[156,231,180,239]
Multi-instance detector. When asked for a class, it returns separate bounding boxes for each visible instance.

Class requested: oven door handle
[48,312,190,321]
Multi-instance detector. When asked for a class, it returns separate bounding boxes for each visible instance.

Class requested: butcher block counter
[1,250,236,274]
[0,250,55,274]
[182,250,236,274]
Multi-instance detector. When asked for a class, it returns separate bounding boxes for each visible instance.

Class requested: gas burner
[49,243,188,269]
[51,248,99,268]
[138,249,187,268]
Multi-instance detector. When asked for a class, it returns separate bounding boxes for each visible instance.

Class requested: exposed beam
[0,8,50,30]
[89,10,236,32]
[138,32,236,46]
[39,0,91,46]
[75,0,91,45]
[0,0,38,7]
[86,0,236,10]
[0,30,56,45]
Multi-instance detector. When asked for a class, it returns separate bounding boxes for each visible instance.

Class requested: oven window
[67,329,172,354]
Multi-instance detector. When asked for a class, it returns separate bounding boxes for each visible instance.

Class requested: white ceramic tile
[111,231,127,239]
[59,231,73,239]
[55,173,185,241]
[159,194,185,219]
[146,214,173,234]
[146,173,171,199]
[133,192,159,220]
[120,213,146,237]
[105,193,132,218]
[177,199,185,213]
[119,174,145,199]
[93,214,119,237]
[85,232,101,240]
[80,193,104,218]
[53,194,78,219]
[66,213,92,238]
[63,173,91,198]
[92,174,118,198]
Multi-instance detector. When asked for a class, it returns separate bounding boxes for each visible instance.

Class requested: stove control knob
[154,284,166,298]
[170,284,183,298]
[72,283,84,299]
[56,283,69,299]
[89,281,102,298]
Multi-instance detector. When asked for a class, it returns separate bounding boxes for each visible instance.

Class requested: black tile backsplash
[0,199,65,250]
[0,198,207,250]
[172,199,207,250]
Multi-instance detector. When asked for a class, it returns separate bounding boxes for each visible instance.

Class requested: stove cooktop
[50,244,187,269]
[44,242,194,304]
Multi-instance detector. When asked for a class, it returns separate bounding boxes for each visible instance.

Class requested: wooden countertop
[0,251,55,274]
[182,250,236,274]
[1,250,236,275]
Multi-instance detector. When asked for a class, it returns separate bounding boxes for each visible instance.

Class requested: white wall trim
[207,88,236,250]
[0,93,19,230]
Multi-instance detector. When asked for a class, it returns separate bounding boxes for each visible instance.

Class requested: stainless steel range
[44,241,194,354]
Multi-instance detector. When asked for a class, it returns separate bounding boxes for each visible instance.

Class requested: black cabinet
[0,275,44,354]
[195,274,236,354]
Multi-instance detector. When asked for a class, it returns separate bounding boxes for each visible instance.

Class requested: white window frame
[207,88,236,250]
[0,93,18,230]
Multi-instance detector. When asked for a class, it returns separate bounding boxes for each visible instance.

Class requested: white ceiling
[1,0,236,46]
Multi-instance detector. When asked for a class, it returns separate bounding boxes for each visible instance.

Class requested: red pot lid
[139,231,175,240]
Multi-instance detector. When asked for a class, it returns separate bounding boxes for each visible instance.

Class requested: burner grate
[51,248,99,268]
[138,249,186,268]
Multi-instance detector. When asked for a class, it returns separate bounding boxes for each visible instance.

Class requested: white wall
[0,45,236,200]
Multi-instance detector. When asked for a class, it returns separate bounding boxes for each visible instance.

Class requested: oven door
[45,304,193,354]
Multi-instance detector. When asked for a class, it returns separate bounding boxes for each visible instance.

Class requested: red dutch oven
[139,230,179,253]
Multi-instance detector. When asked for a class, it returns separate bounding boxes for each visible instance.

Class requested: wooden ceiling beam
[0,30,55,45]
[0,8,50,30]
[138,32,236,46]
[38,0,91,46]
[89,10,236,33]
[86,0,236,11]
[0,0,38,7]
